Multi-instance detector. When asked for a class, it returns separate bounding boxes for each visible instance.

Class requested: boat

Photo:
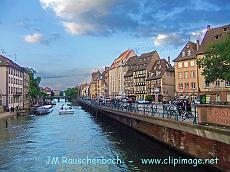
[35,105,53,115]
[59,105,74,115]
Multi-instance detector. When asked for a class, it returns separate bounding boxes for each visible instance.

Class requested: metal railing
[79,98,198,125]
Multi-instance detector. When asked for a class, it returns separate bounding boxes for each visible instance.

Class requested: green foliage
[64,87,80,100]
[145,95,153,102]
[197,34,230,83]
[28,68,45,98]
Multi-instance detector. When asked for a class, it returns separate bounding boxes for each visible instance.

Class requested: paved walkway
[0,112,16,120]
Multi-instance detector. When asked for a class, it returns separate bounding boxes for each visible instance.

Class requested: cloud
[24,33,43,43]
[38,67,98,90]
[40,0,230,46]
[153,33,186,47]
[62,22,96,35]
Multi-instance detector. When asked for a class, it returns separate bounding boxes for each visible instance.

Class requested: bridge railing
[79,98,198,125]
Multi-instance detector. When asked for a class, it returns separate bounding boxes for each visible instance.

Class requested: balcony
[13,92,22,96]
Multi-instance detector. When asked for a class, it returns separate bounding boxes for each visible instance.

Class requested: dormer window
[186,44,189,48]
[188,50,191,56]
[182,51,185,57]
[215,35,220,40]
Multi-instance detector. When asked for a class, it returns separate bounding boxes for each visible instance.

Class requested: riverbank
[0,112,16,128]
[78,99,230,171]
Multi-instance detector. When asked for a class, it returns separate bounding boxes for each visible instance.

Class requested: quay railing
[79,98,198,125]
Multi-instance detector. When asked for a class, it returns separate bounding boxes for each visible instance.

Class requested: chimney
[207,25,210,30]
[196,40,200,51]
[167,56,170,64]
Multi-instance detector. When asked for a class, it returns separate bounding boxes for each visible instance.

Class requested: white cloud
[40,0,113,35]
[24,33,43,43]
[62,22,96,35]
[153,33,185,47]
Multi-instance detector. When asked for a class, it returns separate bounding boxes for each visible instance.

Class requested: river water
[0,101,216,172]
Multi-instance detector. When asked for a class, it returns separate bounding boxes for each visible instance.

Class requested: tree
[64,87,79,100]
[197,34,230,83]
[28,68,41,99]
[28,68,46,105]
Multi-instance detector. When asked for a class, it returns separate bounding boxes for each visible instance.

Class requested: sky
[0,0,229,90]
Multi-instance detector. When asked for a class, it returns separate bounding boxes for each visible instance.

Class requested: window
[216,94,221,102]
[225,81,230,87]
[184,61,188,67]
[178,72,182,79]
[206,95,211,103]
[178,62,183,68]
[190,71,196,78]
[188,50,191,56]
[191,83,196,89]
[216,80,220,87]
[190,60,195,67]
[182,51,185,57]
[215,35,220,40]
[178,83,183,90]
[184,83,189,89]
[205,81,210,87]
[227,94,230,102]
[184,71,189,79]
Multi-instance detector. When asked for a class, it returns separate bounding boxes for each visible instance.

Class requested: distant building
[109,50,136,98]
[89,71,101,98]
[0,55,29,109]
[197,24,230,103]
[52,90,61,96]
[80,83,90,97]
[97,67,110,98]
[146,58,175,102]
[132,51,160,100]
[22,68,30,109]
[124,55,138,99]
[43,87,52,96]
[173,41,199,101]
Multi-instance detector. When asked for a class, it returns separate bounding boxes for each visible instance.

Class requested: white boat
[35,105,53,115]
[59,105,74,115]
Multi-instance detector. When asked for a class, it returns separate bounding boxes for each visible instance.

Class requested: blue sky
[0,0,229,90]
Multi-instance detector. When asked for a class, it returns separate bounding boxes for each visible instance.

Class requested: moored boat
[35,105,53,115]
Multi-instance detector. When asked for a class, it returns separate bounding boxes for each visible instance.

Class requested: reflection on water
[0,101,216,172]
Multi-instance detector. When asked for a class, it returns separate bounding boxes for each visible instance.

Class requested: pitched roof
[173,41,198,62]
[147,59,174,81]
[91,71,101,82]
[132,51,160,71]
[0,55,23,70]
[198,24,230,53]
[110,49,135,69]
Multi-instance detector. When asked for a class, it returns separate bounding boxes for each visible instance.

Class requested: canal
[0,101,217,172]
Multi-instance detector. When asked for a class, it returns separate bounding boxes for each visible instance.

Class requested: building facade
[146,59,175,102]
[0,55,26,110]
[109,50,136,98]
[22,68,30,109]
[124,56,138,99]
[89,71,101,99]
[132,51,160,100]
[197,24,230,103]
[173,41,199,101]
[97,67,110,98]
